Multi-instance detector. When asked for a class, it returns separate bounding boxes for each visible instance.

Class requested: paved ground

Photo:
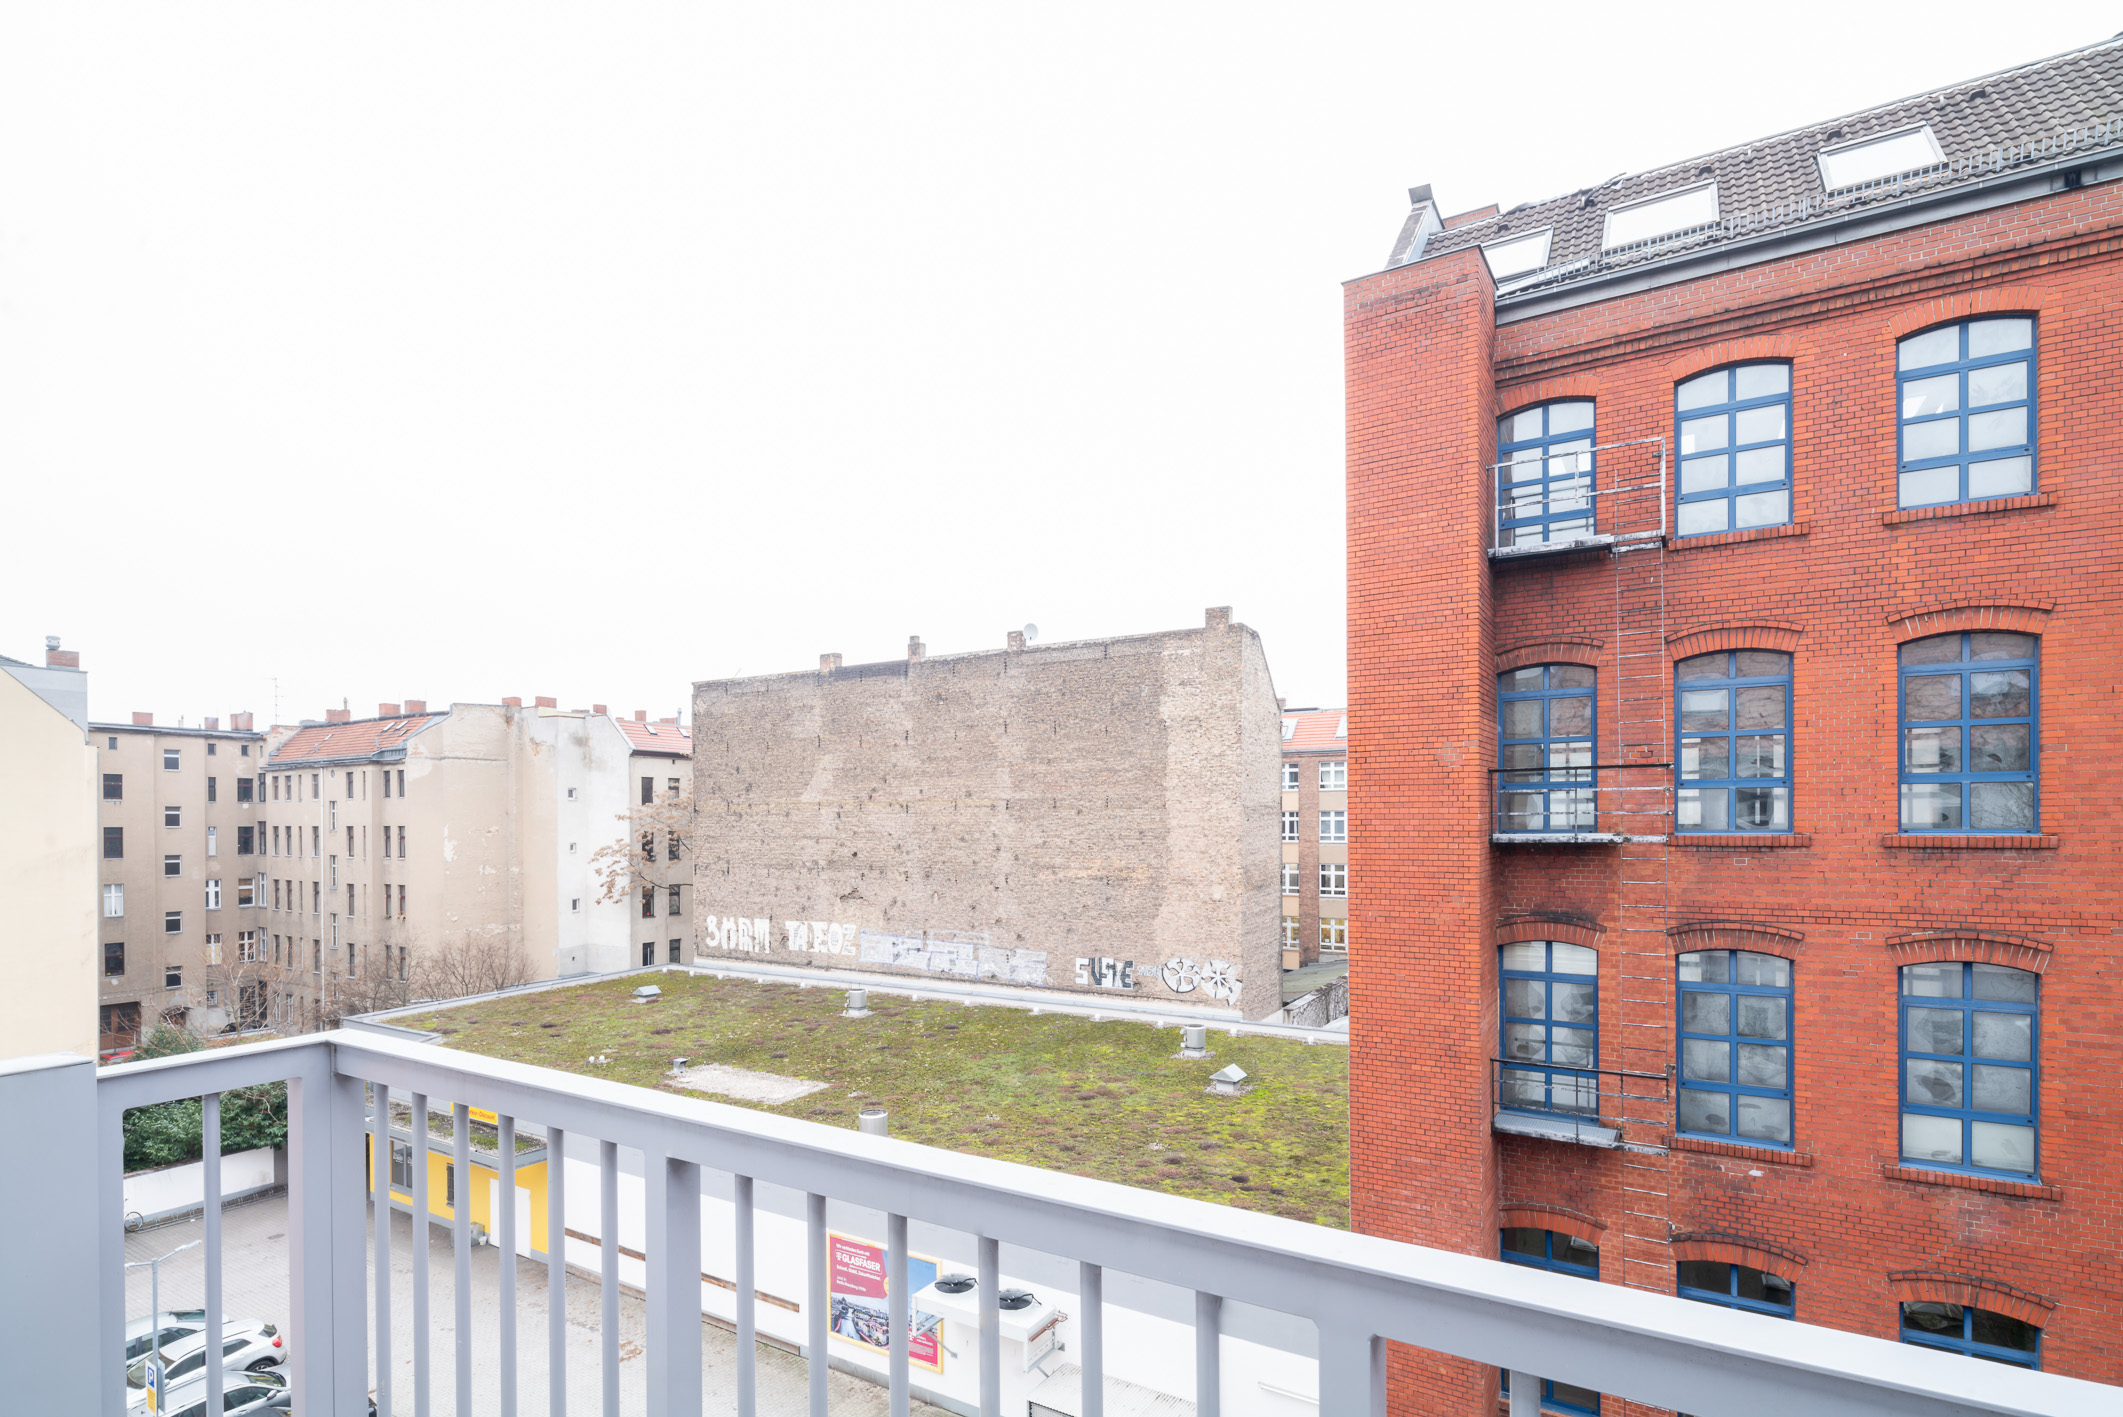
[1280,954,1349,1004]
[126,1194,943,1415]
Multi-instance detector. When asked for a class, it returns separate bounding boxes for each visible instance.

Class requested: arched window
[1900,961,2038,1177]
[1675,363,1792,535]
[1678,1261,1794,1319]
[1500,942,1599,1116]
[1898,632,2037,834]
[1677,950,1793,1146]
[1501,1229,1601,1413]
[1901,1302,2040,1368]
[1675,650,1790,833]
[1496,401,1596,547]
[1896,317,2035,508]
[1498,665,1595,834]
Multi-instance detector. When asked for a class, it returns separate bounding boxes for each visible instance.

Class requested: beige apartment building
[93,706,268,1050]
[261,698,691,1025]
[0,641,98,1061]
[1278,707,1348,969]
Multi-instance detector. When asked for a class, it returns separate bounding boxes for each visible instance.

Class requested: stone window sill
[1673,1135,1815,1167]
[1674,833,1811,849]
[1881,1164,2060,1201]
[1879,834,2059,850]
[1669,521,1809,551]
[1880,492,2056,526]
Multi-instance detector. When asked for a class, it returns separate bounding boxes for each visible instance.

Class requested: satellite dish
[1023,623,1039,643]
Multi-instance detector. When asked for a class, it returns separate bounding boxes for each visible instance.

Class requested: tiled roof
[1404,36,2123,292]
[268,714,442,765]
[617,717,692,758]
[1281,708,1347,755]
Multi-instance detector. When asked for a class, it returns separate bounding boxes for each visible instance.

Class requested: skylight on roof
[1281,719,1295,742]
[1602,182,1719,249]
[1481,228,1551,281]
[1817,125,1945,190]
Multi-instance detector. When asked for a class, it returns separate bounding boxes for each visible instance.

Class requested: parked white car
[149,1365,290,1417]
[125,1322,285,1405]
[123,1310,207,1364]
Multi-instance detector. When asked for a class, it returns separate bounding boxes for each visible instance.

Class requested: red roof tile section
[1281,708,1347,754]
[269,714,442,765]
[618,716,692,758]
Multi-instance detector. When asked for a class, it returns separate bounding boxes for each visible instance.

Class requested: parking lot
[125,1194,941,1415]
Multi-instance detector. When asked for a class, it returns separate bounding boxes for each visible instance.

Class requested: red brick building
[1280,706,1349,967]
[1345,37,2123,1410]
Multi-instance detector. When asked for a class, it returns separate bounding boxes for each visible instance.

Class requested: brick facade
[1348,160,2122,1408]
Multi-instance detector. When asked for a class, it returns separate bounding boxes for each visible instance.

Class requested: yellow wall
[0,672,98,1060]
[366,1134,552,1254]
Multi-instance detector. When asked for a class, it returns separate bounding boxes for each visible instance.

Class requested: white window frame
[104,883,125,918]
[1281,811,1299,842]
[204,878,222,910]
[1320,810,1348,843]
[1321,918,1347,950]
[164,805,182,828]
[164,854,182,878]
[205,934,223,965]
[1281,916,1301,947]
[165,910,183,935]
[1320,862,1348,898]
[163,748,181,771]
[1320,760,1347,791]
[1282,762,1300,791]
[1281,863,1301,896]
[1481,228,1552,281]
[206,825,217,857]
[1817,124,1945,191]
[1602,182,1719,249]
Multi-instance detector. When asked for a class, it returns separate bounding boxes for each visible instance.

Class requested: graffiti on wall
[1159,957,1241,1004]
[703,916,776,954]
[858,929,1049,986]
[1075,957,1136,990]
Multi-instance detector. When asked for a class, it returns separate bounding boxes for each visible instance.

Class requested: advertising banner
[828,1231,944,1372]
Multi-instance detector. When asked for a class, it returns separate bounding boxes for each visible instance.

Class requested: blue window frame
[1500,942,1599,1116]
[1896,317,2035,508]
[1901,1302,2041,1368]
[1897,631,2037,833]
[1677,1261,1794,1319]
[1500,1229,1601,1412]
[1675,650,1790,833]
[1498,665,1596,833]
[1676,950,1793,1146]
[1675,363,1791,536]
[1497,401,1596,546]
[1900,961,2038,1178]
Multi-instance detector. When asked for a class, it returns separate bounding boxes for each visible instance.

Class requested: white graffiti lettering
[1160,957,1241,1003]
[1074,956,1136,990]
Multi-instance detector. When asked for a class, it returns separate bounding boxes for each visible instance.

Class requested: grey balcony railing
[6,1033,2111,1417]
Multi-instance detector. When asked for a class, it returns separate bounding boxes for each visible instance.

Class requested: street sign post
[144,1359,160,1414]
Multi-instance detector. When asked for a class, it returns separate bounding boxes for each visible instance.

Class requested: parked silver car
[123,1310,208,1363]
[125,1322,285,1405]
[148,1364,289,1417]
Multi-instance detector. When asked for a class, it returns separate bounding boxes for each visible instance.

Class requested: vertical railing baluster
[410,1091,430,1417]
[453,1102,472,1417]
[547,1126,566,1417]
[734,1174,756,1417]
[369,1084,391,1417]
[1194,1291,1221,1417]
[1509,1370,1541,1417]
[600,1140,620,1417]
[99,1094,126,1417]
[203,1091,224,1417]
[1317,1328,1384,1417]
[646,1154,703,1417]
[976,1236,1000,1417]
[806,1193,828,1417]
[887,1212,910,1417]
[500,1112,518,1417]
[1078,1261,1103,1417]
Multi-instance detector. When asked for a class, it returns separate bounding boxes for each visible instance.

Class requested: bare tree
[587,795,694,909]
[410,929,536,1002]
[194,931,304,1038]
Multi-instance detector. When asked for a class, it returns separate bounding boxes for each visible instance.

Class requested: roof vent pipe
[1177,1024,1211,1059]
[858,1107,889,1137]
[844,988,871,1018]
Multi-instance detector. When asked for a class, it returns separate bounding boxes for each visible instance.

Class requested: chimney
[819,653,841,674]
[907,635,925,661]
[132,712,153,726]
[634,710,647,722]
[1204,606,1232,631]
[535,696,557,709]
[1007,630,1024,651]
[657,717,677,725]
[44,637,79,670]
[1277,697,1287,711]
[204,717,220,731]
[230,712,253,732]
[592,703,608,715]
[501,697,523,709]
[325,709,352,724]
[403,699,426,714]
[379,703,401,717]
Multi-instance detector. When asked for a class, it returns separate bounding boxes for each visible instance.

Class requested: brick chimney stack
[501,697,523,709]
[132,712,153,726]
[204,717,220,731]
[819,653,842,673]
[230,712,254,731]
[593,703,608,715]
[44,636,79,670]
[535,696,557,709]
[325,709,352,724]
[908,635,925,661]
[379,703,401,717]
[634,710,648,722]
[403,700,426,714]
[1204,606,1232,631]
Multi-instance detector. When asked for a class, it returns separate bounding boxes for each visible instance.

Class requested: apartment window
[1676,950,1793,1146]
[390,1140,414,1191]
[641,776,654,805]
[271,776,280,801]
[1901,1302,2040,1368]
[1281,863,1300,895]
[237,825,254,855]
[667,777,681,800]
[103,827,124,860]
[103,773,123,801]
[104,941,125,976]
[107,736,118,751]
[243,875,258,907]
[669,939,683,963]
[164,748,181,770]
[1674,363,1792,535]
[1500,941,1598,1115]
[239,930,260,963]
[330,856,338,888]
[205,879,222,910]
[1282,762,1299,791]
[397,826,405,858]
[641,884,656,919]
[1319,760,1346,791]
[313,941,321,974]
[666,831,681,863]
[1495,400,1595,547]
[397,769,405,796]
[1281,916,1300,947]
[445,1162,456,1208]
[571,898,580,913]
[1899,632,2037,833]
[1498,665,1595,833]
[565,786,576,800]
[1318,862,1347,898]
[348,940,359,977]
[329,800,338,830]
[164,805,182,828]
[104,883,125,917]
[164,854,182,878]
[396,884,406,917]
[398,940,409,978]
[236,776,253,802]
[1900,961,2037,1178]
[642,831,656,861]
[384,772,392,798]
[312,881,320,913]
[165,964,183,989]
[1897,317,2035,508]
[1281,811,1299,842]
[348,884,356,915]
[165,911,182,935]
[312,826,320,855]
[668,884,682,916]
[1319,810,1347,843]
[206,776,217,803]
[241,744,249,757]
[1678,1261,1794,1319]
[1676,651,1791,832]
[1499,1229,1601,1414]
[1320,918,1346,950]
[311,773,320,797]
[346,771,355,797]
[347,825,355,857]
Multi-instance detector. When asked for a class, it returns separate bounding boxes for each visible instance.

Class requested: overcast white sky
[2,5,2111,727]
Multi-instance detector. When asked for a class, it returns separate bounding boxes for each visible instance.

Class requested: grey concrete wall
[689,611,1281,1018]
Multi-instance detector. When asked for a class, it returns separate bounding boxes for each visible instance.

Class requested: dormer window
[1482,229,1551,281]
[1281,718,1296,742]
[1818,125,1944,191]
[1602,183,1719,249]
